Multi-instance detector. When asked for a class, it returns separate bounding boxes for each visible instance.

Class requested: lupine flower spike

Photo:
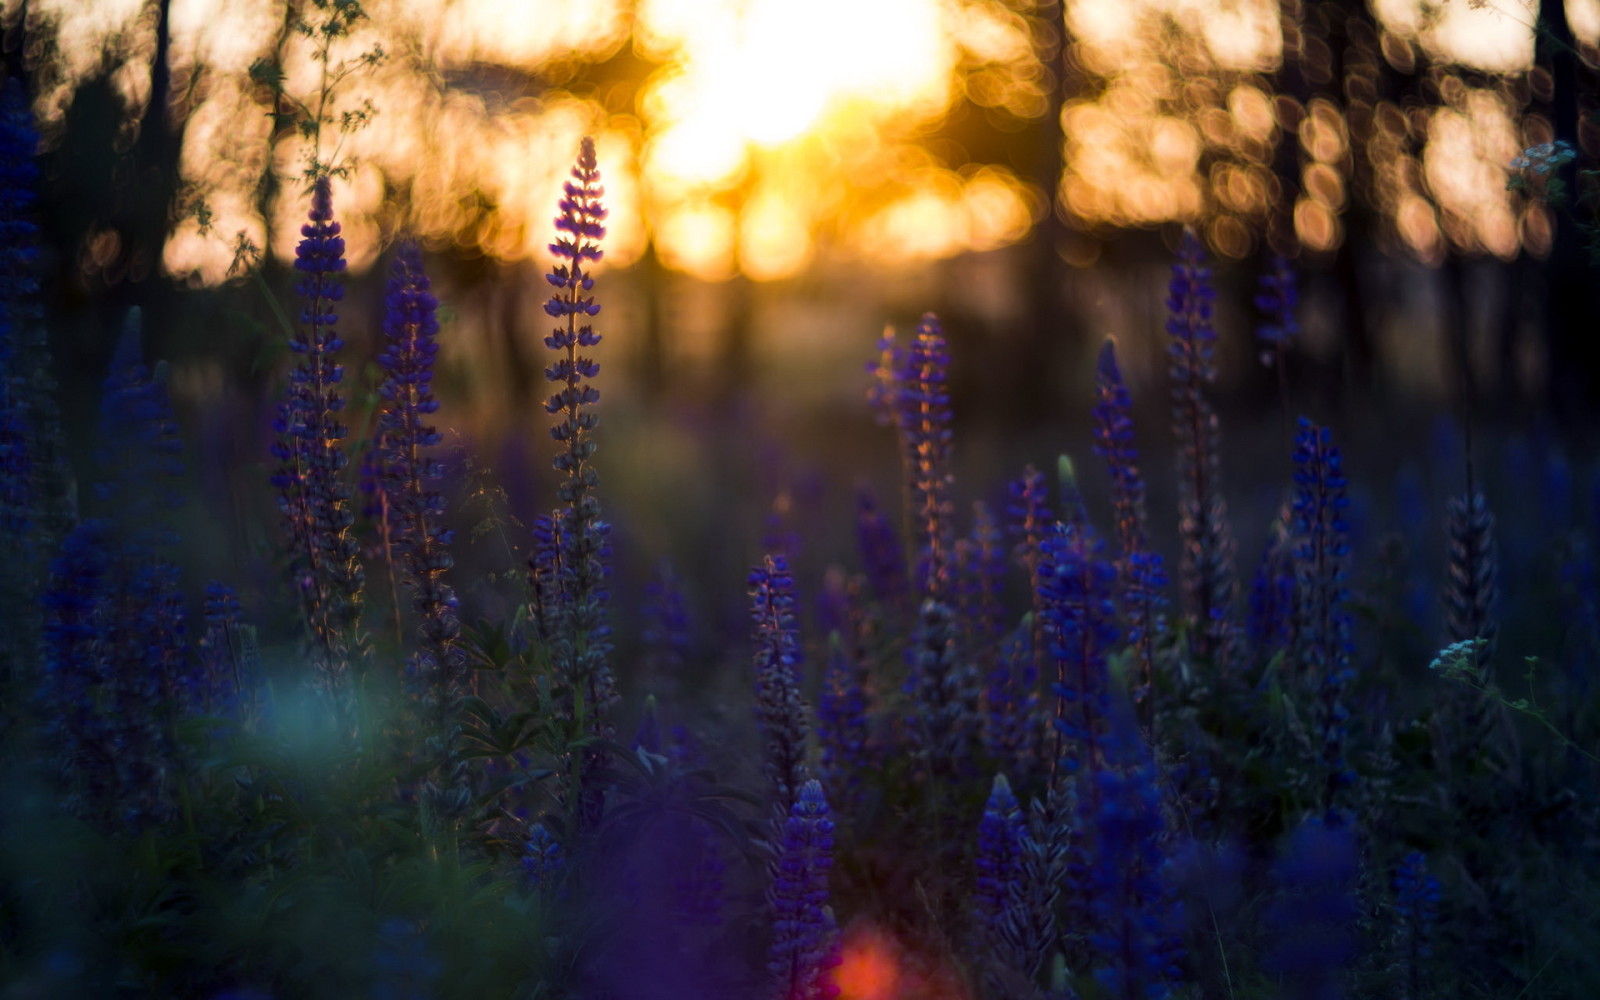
[750,554,811,815]
[271,175,363,731]
[1091,338,1168,705]
[377,240,464,736]
[902,313,955,604]
[1292,418,1355,818]
[543,136,617,732]
[766,779,842,1000]
[1167,230,1238,669]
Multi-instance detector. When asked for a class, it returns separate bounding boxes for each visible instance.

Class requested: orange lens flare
[836,926,900,1000]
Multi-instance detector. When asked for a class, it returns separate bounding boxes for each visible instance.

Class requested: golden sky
[9,0,1584,281]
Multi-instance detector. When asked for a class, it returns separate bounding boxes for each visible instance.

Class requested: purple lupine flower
[271,175,363,727]
[1167,230,1238,669]
[1265,816,1360,1000]
[961,500,1008,644]
[1292,418,1354,815]
[751,554,811,814]
[522,822,565,893]
[528,510,563,644]
[1039,519,1120,780]
[853,486,907,610]
[866,325,910,431]
[1,79,68,550]
[38,519,114,810]
[377,240,464,732]
[1393,851,1440,998]
[1092,339,1168,702]
[901,313,955,603]
[983,619,1038,773]
[816,630,870,803]
[907,597,979,780]
[766,779,841,1000]
[1255,255,1299,354]
[1007,463,1052,700]
[1247,515,1297,658]
[196,581,262,726]
[974,774,1026,937]
[1084,713,1185,1000]
[542,137,616,733]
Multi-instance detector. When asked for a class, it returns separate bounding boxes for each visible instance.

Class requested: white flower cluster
[1510,140,1577,175]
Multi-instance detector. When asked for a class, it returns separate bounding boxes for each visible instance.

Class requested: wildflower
[1266,816,1360,1000]
[1292,418,1355,814]
[1255,255,1300,352]
[1509,140,1575,175]
[853,487,907,610]
[907,597,979,779]
[1084,713,1185,1000]
[523,822,565,893]
[766,779,841,1000]
[751,554,811,813]
[816,630,871,802]
[974,774,1026,937]
[1039,519,1120,779]
[271,175,363,728]
[902,313,955,603]
[1091,339,1168,700]
[1167,230,1238,667]
[542,136,616,732]
[377,240,463,732]
[1393,851,1440,999]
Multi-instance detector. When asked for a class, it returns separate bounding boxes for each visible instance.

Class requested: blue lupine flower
[1393,850,1440,998]
[751,554,811,812]
[901,313,955,603]
[1292,418,1354,814]
[1092,339,1168,699]
[817,631,870,801]
[643,559,693,675]
[766,779,841,1000]
[1266,816,1359,1000]
[907,597,979,779]
[522,822,565,893]
[983,619,1038,772]
[853,487,907,610]
[377,240,463,729]
[1039,520,1120,777]
[1084,714,1185,1000]
[1247,516,1297,658]
[271,175,363,724]
[1255,254,1300,351]
[543,137,616,732]
[1167,230,1237,667]
[961,500,1008,644]
[975,774,1026,936]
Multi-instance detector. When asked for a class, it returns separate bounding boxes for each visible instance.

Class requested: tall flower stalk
[1167,231,1237,669]
[903,313,956,604]
[750,554,811,816]
[542,137,616,732]
[377,240,463,738]
[766,779,841,1000]
[1092,339,1168,705]
[271,175,363,730]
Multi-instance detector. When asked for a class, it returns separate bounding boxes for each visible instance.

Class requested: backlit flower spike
[908,597,980,779]
[902,312,956,603]
[975,773,1027,937]
[1085,712,1185,999]
[543,137,616,735]
[1091,339,1169,701]
[854,486,907,610]
[751,554,811,814]
[378,240,463,735]
[1255,254,1300,352]
[273,174,363,729]
[1039,519,1120,780]
[816,630,870,804]
[766,779,841,1000]
[1167,229,1238,669]
[1292,418,1355,815]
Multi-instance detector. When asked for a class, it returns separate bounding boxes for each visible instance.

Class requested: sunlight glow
[837,925,900,1000]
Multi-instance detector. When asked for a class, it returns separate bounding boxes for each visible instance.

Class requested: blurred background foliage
[1,0,1597,581]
